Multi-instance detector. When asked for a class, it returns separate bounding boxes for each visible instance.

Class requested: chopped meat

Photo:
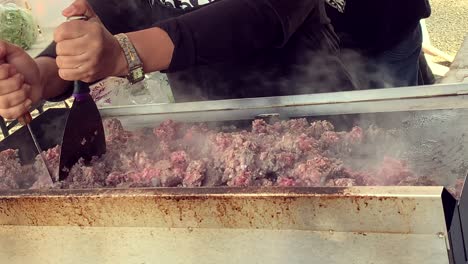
[37,145,61,182]
[455,179,465,198]
[0,149,21,189]
[346,169,378,186]
[154,120,179,141]
[183,160,207,187]
[346,127,364,144]
[0,118,459,194]
[325,178,357,187]
[376,157,414,185]
[252,119,268,134]
[104,118,131,143]
[447,179,465,199]
[68,157,109,188]
[319,131,341,147]
[277,177,297,187]
[309,120,335,139]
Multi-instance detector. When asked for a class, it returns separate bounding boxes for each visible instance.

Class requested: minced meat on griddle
[0,118,463,197]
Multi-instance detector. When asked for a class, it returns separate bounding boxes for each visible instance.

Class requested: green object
[0,3,38,50]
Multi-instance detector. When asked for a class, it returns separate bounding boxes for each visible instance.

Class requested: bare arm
[123,28,174,75]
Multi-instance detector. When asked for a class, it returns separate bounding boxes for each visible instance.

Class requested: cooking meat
[37,145,61,181]
[0,149,21,189]
[325,178,357,187]
[0,118,464,198]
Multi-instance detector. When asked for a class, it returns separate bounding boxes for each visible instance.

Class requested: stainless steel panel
[0,187,451,264]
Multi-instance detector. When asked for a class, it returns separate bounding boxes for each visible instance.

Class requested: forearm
[124,28,174,74]
[35,56,72,100]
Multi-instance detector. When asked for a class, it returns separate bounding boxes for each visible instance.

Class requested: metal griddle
[0,186,458,264]
[2,83,468,263]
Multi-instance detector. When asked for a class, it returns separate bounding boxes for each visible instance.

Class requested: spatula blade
[58,93,106,181]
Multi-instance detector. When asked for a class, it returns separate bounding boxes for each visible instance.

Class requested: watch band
[114,33,145,84]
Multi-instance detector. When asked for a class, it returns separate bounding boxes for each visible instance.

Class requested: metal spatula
[18,112,54,183]
[58,81,106,181]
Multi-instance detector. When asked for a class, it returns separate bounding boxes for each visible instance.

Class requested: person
[324,0,433,88]
[0,0,356,120]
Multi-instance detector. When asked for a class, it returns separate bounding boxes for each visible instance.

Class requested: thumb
[62,0,96,18]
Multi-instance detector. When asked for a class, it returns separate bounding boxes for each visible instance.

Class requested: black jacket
[39,0,355,102]
[325,0,431,54]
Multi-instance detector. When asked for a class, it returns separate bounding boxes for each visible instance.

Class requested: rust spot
[214,200,230,223]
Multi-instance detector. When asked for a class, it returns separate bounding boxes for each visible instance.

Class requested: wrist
[35,56,71,100]
[113,33,145,84]
[113,37,129,77]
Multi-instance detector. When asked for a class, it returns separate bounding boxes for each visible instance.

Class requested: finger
[0,73,24,95]
[0,41,22,62]
[62,0,96,18]
[0,64,10,79]
[0,98,32,120]
[56,54,89,70]
[0,83,31,109]
[54,20,89,42]
[0,64,18,80]
[56,37,88,56]
[9,65,17,76]
[58,68,87,81]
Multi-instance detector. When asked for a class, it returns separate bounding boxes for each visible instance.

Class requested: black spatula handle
[73,81,91,101]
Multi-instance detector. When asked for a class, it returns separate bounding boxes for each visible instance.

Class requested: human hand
[0,41,42,120]
[54,0,126,83]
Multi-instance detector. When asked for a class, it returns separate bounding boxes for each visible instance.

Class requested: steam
[338,49,399,89]
[145,44,452,187]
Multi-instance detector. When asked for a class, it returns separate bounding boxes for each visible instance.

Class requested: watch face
[129,68,145,84]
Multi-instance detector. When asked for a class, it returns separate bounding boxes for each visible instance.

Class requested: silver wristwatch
[114,33,145,84]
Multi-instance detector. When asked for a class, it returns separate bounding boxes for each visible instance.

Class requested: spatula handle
[73,81,91,101]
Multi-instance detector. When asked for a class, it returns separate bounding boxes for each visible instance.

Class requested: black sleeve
[326,0,430,53]
[156,0,321,72]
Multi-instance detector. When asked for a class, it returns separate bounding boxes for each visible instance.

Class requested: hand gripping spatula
[58,80,106,181]
[0,56,53,183]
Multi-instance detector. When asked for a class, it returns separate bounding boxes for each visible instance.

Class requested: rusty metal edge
[0,186,445,198]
